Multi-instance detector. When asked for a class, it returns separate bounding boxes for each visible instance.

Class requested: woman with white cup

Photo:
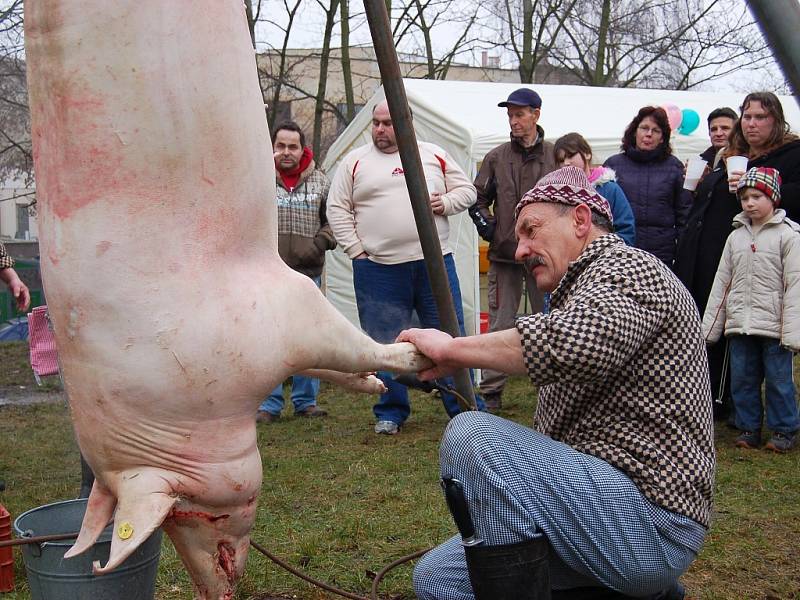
[725,92,800,218]
[675,91,800,425]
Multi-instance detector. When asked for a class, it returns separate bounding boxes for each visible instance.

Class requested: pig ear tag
[117,522,134,540]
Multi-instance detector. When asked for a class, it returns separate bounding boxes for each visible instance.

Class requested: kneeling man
[401,166,715,599]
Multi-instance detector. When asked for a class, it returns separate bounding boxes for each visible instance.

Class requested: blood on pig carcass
[24,1,430,598]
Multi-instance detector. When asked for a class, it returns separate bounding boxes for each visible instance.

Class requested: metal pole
[362,0,477,411]
[747,0,800,109]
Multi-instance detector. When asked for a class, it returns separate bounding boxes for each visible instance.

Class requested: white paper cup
[683,157,707,191]
[727,155,749,192]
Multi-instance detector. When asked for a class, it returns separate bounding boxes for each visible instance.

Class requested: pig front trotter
[381,341,434,373]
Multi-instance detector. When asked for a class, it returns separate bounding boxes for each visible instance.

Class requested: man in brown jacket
[257,121,337,423]
[468,88,556,410]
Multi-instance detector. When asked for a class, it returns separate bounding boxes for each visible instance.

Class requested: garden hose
[1,529,431,600]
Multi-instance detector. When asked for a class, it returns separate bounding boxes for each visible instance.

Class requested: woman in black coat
[675,91,800,420]
[604,106,691,266]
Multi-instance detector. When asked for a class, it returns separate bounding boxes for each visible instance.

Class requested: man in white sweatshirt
[327,100,484,434]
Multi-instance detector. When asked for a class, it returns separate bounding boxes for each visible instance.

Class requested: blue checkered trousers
[413,412,706,598]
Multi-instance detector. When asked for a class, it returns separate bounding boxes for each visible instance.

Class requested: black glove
[468,204,496,242]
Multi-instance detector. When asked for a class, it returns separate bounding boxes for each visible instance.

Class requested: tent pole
[362,0,477,411]
[747,0,800,108]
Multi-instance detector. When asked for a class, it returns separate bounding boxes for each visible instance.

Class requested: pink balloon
[661,103,683,132]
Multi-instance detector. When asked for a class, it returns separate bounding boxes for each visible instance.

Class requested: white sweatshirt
[326,142,476,264]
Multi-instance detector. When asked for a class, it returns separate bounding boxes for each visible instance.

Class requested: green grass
[1,341,799,599]
[0,341,62,391]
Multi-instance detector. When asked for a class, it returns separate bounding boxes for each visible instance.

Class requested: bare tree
[312,0,341,155]
[340,0,357,122]
[543,0,779,90]
[0,0,32,186]
[655,0,774,90]
[244,0,263,48]
[477,0,576,83]
[391,0,482,79]
[259,0,304,128]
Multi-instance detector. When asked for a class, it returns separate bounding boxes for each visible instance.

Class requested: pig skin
[24,2,430,598]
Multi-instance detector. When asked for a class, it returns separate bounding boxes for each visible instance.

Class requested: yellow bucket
[479,243,490,274]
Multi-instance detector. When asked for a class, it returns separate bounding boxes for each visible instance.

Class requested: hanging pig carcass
[24,2,429,598]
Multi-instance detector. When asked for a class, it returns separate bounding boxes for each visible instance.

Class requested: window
[15,202,29,239]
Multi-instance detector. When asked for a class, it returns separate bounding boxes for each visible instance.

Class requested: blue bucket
[13,498,162,600]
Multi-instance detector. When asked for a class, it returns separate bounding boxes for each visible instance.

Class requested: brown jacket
[276,160,336,278]
[470,126,556,262]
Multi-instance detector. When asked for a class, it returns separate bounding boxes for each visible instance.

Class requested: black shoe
[552,582,684,600]
[735,430,761,449]
[296,406,328,418]
[765,431,797,453]
[256,410,280,423]
[552,587,628,598]
[648,582,685,600]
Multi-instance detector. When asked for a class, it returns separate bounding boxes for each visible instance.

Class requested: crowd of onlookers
[262,87,799,453]
[469,87,798,454]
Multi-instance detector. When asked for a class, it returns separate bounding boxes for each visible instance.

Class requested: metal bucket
[13,498,162,600]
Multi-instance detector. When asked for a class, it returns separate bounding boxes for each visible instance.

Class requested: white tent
[322,78,800,335]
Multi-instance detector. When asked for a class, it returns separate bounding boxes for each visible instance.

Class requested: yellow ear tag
[117,522,133,540]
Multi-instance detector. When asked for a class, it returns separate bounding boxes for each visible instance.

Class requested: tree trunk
[313,0,341,156]
[592,0,611,85]
[412,0,436,78]
[519,0,534,83]
[268,0,301,127]
[244,0,257,48]
[340,0,355,123]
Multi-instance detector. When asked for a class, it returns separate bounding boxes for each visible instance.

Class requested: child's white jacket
[703,208,800,350]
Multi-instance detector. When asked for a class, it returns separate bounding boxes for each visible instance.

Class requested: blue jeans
[352,254,484,425]
[729,335,799,435]
[259,375,320,416]
[258,275,321,416]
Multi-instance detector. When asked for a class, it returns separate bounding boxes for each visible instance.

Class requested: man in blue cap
[468,88,556,411]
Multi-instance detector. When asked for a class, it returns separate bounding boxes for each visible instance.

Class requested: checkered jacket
[0,242,13,269]
[276,164,336,278]
[516,234,715,527]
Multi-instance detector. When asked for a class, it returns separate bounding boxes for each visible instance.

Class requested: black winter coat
[700,146,717,168]
[604,150,691,266]
[674,139,800,314]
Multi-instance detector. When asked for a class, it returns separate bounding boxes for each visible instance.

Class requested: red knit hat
[737,166,782,206]
[514,166,613,224]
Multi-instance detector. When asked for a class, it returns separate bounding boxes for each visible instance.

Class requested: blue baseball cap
[498,88,542,109]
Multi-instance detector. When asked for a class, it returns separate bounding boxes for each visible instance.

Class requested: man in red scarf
[257,121,337,423]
